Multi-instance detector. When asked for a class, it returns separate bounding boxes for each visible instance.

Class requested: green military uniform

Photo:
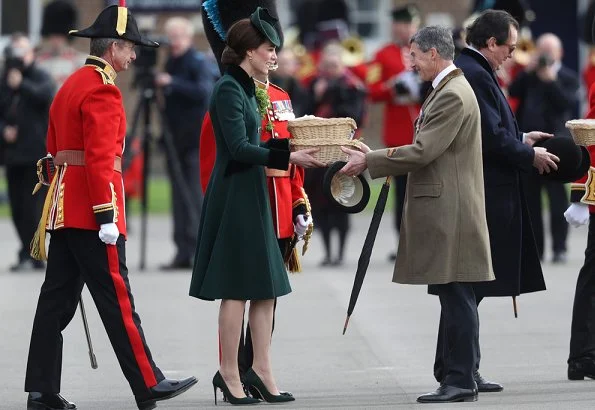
[189,65,292,300]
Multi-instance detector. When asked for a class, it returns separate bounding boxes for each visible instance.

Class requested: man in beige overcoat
[341,26,495,404]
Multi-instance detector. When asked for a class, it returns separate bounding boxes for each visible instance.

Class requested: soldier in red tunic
[364,5,422,259]
[24,3,196,410]
[564,80,595,381]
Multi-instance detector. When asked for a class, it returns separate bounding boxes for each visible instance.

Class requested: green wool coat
[189,65,292,301]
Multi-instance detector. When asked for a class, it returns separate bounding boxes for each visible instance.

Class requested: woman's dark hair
[221,19,267,65]
[466,9,519,49]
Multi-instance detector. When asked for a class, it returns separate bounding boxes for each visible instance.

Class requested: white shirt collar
[432,64,457,89]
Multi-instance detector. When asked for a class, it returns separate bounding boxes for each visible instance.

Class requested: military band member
[25,4,196,409]
[36,0,86,90]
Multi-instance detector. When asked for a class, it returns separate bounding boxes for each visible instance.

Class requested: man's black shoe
[135,377,198,410]
[552,252,568,264]
[10,259,45,272]
[474,370,503,392]
[417,384,478,403]
[27,392,76,409]
[159,259,192,271]
[568,357,595,380]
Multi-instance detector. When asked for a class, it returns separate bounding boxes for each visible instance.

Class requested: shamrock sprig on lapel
[255,86,274,132]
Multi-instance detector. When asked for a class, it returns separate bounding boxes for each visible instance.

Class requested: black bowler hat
[391,4,420,23]
[322,161,371,214]
[534,136,591,182]
[250,7,281,47]
[69,1,158,48]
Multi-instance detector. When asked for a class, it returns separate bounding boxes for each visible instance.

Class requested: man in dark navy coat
[432,9,560,393]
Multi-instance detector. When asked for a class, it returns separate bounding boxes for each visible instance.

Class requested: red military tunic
[44,56,127,236]
[363,43,420,147]
[570,81,595,213]
[199,81,308,239]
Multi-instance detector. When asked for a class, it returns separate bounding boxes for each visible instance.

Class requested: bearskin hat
[41,0,78,38]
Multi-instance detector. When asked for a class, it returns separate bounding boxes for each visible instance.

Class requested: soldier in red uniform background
[364,5,422,260]
[24,4,196,409]
[36,0,86,90]
[564,80,595,382]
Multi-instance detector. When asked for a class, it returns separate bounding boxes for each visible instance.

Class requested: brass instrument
[341,35,365,67]
[513,33,536,66]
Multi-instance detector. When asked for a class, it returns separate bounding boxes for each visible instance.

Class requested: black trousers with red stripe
[25,228,164,397]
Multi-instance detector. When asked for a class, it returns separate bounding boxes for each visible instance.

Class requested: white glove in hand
[294,214,312,238]
[564,203,590,227]
[99,223,119,245]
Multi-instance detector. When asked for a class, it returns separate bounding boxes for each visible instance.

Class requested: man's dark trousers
[569,214,595,363]
[524,170,568,259]
[6,164,43,263]
[25,229,164,397]
[167,146,203,264]
[430,282,479,389]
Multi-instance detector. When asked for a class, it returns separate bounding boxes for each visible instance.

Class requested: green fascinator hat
[250,6,281,47]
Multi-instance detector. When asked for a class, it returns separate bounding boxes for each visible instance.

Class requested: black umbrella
[343,176,392,335]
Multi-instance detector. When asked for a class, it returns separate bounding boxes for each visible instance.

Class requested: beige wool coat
[367,69,495,285]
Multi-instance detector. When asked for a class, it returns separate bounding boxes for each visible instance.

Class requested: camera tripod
[123,84,199,270]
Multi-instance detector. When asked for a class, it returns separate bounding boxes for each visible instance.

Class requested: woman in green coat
[189,8,299,405]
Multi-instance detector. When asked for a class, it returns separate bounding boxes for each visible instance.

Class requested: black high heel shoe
[244,368,295,403]
[212,371,261,406]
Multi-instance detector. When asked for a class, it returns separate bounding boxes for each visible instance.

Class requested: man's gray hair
[410,26,455,61]
[90,38,117,57]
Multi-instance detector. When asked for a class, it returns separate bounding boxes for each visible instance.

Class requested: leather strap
[265,167,291,177]
[54,150,122,173]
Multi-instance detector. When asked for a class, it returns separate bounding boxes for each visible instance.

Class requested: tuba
[341,35,365,67]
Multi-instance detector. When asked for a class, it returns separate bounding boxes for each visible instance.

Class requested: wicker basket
[287,117,360,164]
[566,119,595,146]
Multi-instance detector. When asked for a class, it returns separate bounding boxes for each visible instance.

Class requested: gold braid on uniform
[30,165,62,261]
[284,240,302,273]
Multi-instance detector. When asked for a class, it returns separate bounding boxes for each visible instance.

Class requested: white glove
[99,222,119,245]
[564,203,590,227]
[294,214,312,238]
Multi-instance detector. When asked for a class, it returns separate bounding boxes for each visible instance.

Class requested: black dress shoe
[10,259,45,272]
[135,377,198,410]
[159,259,192,271]
[417,384,478,403]
[27,392,76,409]
[552,251,568,264]
[474,370,503,392]
[568,357,595,380]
